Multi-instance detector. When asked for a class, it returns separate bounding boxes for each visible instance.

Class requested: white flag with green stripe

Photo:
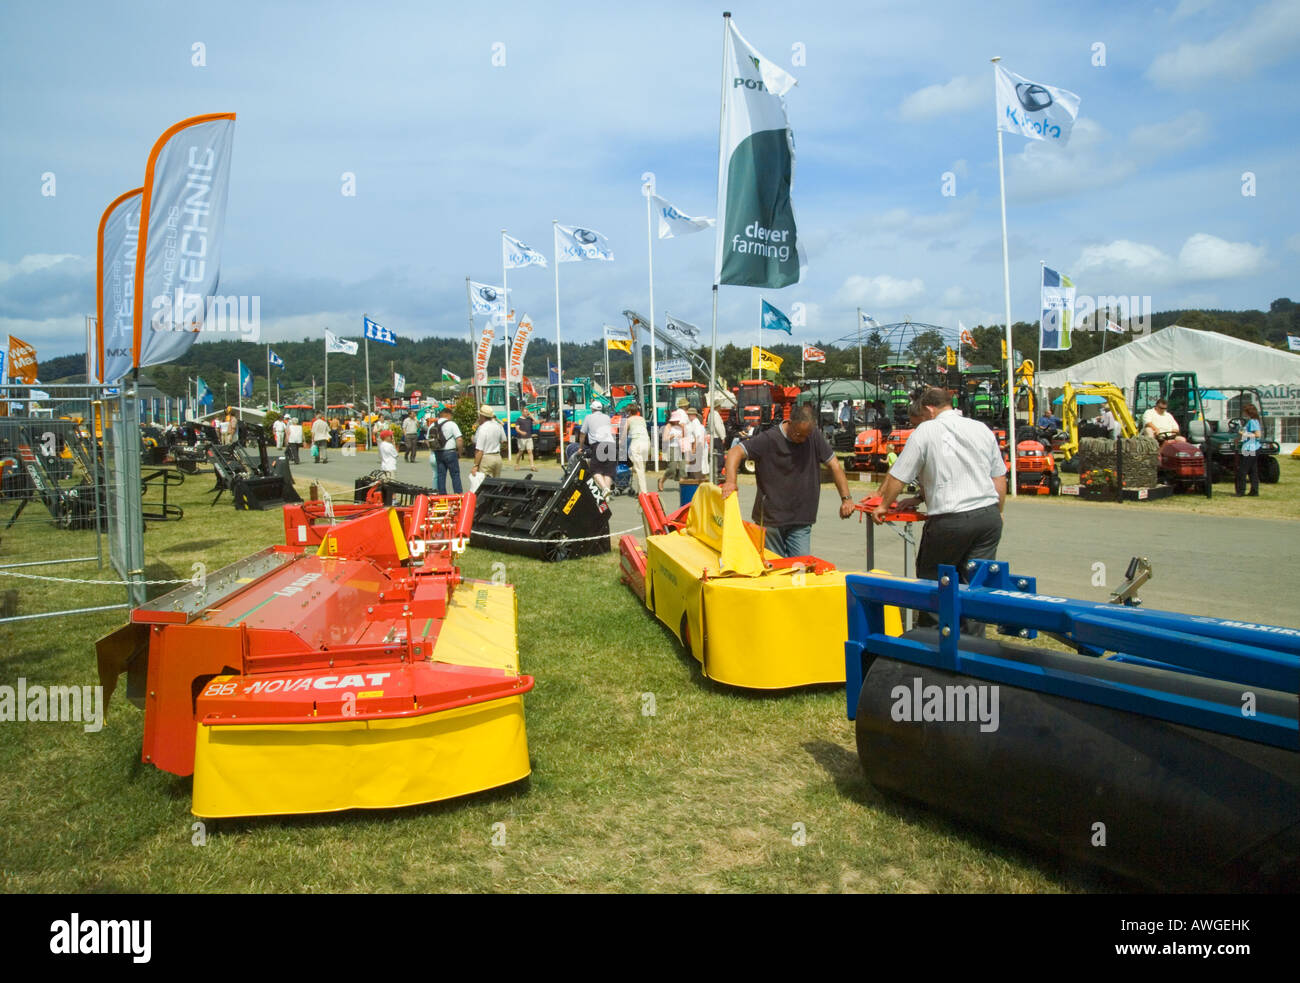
[714,18,804,288]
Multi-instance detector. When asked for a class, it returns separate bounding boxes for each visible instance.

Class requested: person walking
[272,415,287,449]
[310,414,331,463]
[401,411,419,463]
[719,403,855,559]
[1235,403,1263,497]
[872,386,1007,588]
[472,406,506,479]
[512,407,537,471]
[658,408,688,493]
[430,406,464,494]
[683,406,708,479]
[707,398,728,479]
[580,400,616,492]
[378,429,399,477]
[623,404,651,495]
[286,417,303,464]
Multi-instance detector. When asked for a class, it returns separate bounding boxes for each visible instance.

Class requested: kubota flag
[97,187,143,384]
[7,335,38,383]
[133,113,236,372]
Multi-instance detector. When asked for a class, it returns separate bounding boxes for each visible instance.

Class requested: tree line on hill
[35,298,1298,401]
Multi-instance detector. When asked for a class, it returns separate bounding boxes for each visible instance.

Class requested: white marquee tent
[1037,326,1300,444]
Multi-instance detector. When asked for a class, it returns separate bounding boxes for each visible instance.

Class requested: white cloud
[1172,0,1217,20]
[898,75,984,120]
[1129,110,1210,156]
[1148,0,1300,88]
[837,274,926,308]
[1073,233,1266,284]
[1177,232,1267,279]
[0,253,85,284]
[1007,118,1137,198]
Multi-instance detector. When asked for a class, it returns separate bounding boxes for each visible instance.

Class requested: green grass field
[5,455,1296,892]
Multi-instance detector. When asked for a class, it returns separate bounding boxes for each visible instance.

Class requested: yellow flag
[750,346,783,372]
[945,347,956,366]
[606,338,632,353]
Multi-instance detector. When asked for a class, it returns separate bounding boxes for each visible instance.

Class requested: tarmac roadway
[288,447,1297,630]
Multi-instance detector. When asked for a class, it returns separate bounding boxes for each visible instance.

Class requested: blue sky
[2,0,1297,362]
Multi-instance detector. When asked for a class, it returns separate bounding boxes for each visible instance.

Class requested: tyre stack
[1078,436,1159,488]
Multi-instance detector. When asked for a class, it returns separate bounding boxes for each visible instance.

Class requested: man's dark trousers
[915,504,1003,581]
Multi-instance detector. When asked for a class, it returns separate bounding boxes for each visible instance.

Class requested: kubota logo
[1015,82,1053,112]
[572,228,597,244]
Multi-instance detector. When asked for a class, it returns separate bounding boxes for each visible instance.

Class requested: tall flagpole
[645,184,660,468]
[266,344,271,410]
[464,275,476,383]
[1036,261,1044,381]
[237,359,243,420]
[553,219,565,466]
[323,332,329,418]
[857,307,863,381]
[708,11,730,483]
[363,320,372,415]
[502,234,512,462]
[756,296,762,380]
[994,55,1018,497]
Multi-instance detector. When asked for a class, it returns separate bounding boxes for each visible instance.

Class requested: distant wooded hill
[35,298,1299,399]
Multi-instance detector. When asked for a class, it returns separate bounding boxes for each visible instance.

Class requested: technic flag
[803,345,825,363]
[441,368,462,383]
[651,194,714,239]
[751,346,783,373]
[269,348,284,367]
[503,234,548,270]
[96,187,143,384]
[508,314,535,383]
[474,322,496,384]
[995,65,1081,147]
[7,336,38,383]
[1040,266,1076,352]
[761,299,793,335]
[469,280,509,315]
[134,113,237,371]
[325,328,358,355]
[363,317,397,345]
[604,323,633,353]
[715,17,803,288]
[196,376,213,406]
[959,325,977,349]
[394,372,406,394]
[238,360,253,398]
[556,224,614,263]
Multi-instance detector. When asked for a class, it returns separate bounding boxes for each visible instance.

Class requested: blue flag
[238,360,253,398]
[363,317,397,345]
[761,299,793,335]
[196,376,213,407]
[269,348,284,367]
[548,361,559,385]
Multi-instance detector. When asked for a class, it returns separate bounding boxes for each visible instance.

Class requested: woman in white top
[377,430,399,476]
[623,405,651,495]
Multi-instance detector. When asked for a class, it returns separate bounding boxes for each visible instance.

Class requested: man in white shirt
[1141,398,1179,442]
[706,398,728,479]
[401,411,419,463]
[683,406,708,479]
[272,416,287,449]
[872,387,1007,590]
[378,429,398,476]
[430,406,464,494]
[472,406,506,479]
[286,418,303,463]
[580,399,616,491]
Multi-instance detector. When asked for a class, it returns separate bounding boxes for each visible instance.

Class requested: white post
[709,12,729,482]
[857,307,863,381]
[266,344,271,411]
[994,56,1018,496]
[645,185,660,468]
[1036,260,1044,389]
[364,330,372,418]
[553,219,565,466]
[323,333,329,420]
[502,245,513,462]
[756,295,762,381]
[237,360,243,421]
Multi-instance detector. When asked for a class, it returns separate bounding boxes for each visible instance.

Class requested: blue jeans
[435,449,462,494]
[764,524,811,559]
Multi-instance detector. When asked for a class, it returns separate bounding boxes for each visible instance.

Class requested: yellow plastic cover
[684,483,764,578]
